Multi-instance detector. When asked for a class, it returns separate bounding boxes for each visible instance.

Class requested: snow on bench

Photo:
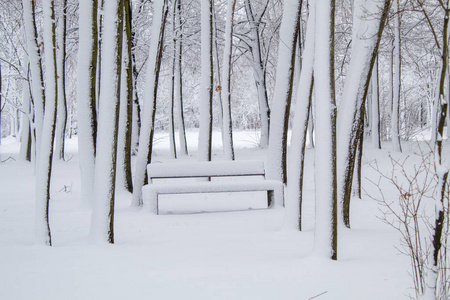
[146,160,266,181]
[142,160,284,214]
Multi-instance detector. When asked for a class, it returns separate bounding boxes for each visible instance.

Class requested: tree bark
[267,0,301,184]
[220,0,237,161]
[114,0,134,193]
[132,0,169,206]
[198,0,213,162]
[391,0,402,152]
[173,0,188,156]
[22,0,46,159]
[77,0,98,207]
[55,0,67,160]
[244,0,270,148]
[314,0,338,260]
[371,56,381,149]
[336,0,390,228]
[35,0,58,246]
[90,0,124,244]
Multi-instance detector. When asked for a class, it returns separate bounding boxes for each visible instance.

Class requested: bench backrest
[147,160,265,180]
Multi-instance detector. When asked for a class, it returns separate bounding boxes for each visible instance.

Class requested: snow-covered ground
[0,131,429,299]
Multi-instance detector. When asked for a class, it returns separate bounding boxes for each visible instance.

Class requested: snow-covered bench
[142,160,284,214]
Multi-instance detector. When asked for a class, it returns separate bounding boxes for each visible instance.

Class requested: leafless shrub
[365,145,450,299]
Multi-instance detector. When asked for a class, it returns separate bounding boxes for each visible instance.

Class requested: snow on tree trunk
[286,3,316,231]
[169,62,177,159]
[198,0,213,162]
[90,0,123,244]
[267,0,301,184]
[352,120,364,199]
[308,106,315,148]
[391,0,402,152]
[427,6,450,298]
[20,63,32,162]
[336,0,389,228]
[55,0,67,161]
[22,0,45,158]
[371,56,381,149]
[220,0,237,161]
[77,0,98,207]
[35,0,58,246]
[115,0,133,193]
[313,0,337,260]
[169,4,178,160]
[172,0,188,157]
[244,0,270,149]
[0,59,1,150]
[132,0,168,206]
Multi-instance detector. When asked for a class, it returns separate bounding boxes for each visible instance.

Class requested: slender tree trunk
[116,0,134,193]
[287,3,315,231]
[36,0,58,246]
[77,0,98,207]
[244,0,270,148]
[371,56,381,149]
[314,0,338,260]
[169,2,178,160]
[267,0,301,184]
[336,0,390,228]
[391,0,402,152]
[213,4,225,148]
[352,117,364,199]
[22,0,45,159]
[427,5,450,297]
[308,105,315,148]
[198,0,213,162]
[91,0,124,244]
[174,0,188,156]
[220,0,237,161]
[55,0,67,160]
[20,64,32,162]
[132,0,169,206]
[96,0,105,113]
[0,59,2,155]
[130,3,142,155]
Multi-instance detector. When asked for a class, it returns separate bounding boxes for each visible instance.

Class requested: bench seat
[147,160,266,181]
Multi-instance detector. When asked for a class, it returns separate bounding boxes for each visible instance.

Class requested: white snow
[0,132,418,299]
[147,160,265,179]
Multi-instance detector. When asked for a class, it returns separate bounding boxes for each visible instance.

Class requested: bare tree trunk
[391,0,402,152]
[352,117,364,199]
[198,0,213,162]
[267,0,301,184]
[428,5,450,297]
[20,63,32,162]
[116,0,134,193]
[91,0,124,244]
[55,0,67,160]
[371,56,381,149]
[36,0,58,246]
[77,0,98,207]
[22,0,46,159]
[131,0,169,206]
[336,0,390,228]
[314,0,338,260]
[169,1,179,160]
[220,0,237,161]
[244,0,270,148]
[174,0,188,156]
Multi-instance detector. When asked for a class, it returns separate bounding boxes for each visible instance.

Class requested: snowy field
[0,130,433,299]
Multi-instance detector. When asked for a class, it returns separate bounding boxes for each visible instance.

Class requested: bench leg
[267,190,273,208]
